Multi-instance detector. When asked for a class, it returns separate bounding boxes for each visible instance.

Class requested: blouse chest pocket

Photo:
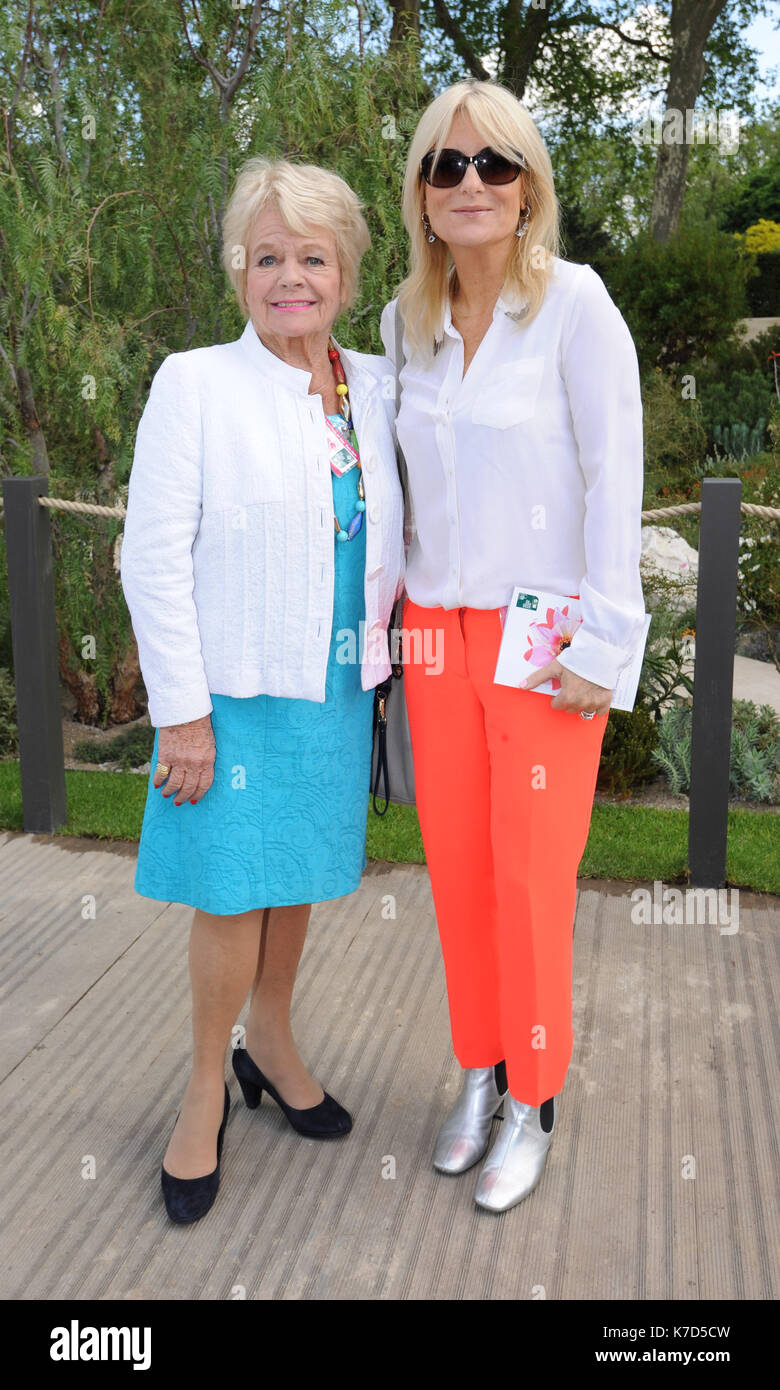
[470,355,545,429]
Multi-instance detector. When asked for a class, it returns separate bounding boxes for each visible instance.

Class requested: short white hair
[221,157,371,317]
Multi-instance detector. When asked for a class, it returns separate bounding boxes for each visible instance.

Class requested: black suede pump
[160,1082,230,1224]
[232,1044,351,1138]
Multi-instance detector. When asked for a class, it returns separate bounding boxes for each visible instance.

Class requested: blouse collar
[237,316,374,396]
[440,283,530,343]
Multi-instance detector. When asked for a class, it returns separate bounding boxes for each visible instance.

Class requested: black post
[2,476,67,832]
[688,477,742,888]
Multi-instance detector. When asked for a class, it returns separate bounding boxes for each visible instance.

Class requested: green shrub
[72,722,154,770]
[734,425,780,630]
[732,324,780,375]
[597,706,659,796]
[559,198,615,280]
[651,698,780,802]
[736,523,780,629]
[642,367,708,490]
[746,250,780,316]
[720,159,780,234]
[636,627,696,720]
[712,419,768,459]
[0,668,17,757]
[694,364,774,449]
[605,221,751,372]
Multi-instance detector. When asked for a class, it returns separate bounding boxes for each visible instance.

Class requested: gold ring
[155,763,171,776]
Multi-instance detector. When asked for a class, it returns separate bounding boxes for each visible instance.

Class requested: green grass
[0,760,776,893]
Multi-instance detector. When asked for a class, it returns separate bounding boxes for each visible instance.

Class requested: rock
[640,525,699,611]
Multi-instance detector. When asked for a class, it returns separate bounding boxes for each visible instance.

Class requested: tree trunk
[649,0,730,243]
[15,362,50,475]
[108,639,142,723]
[58,632,100,725]
[389,0,420,47]
[501,0,552,99]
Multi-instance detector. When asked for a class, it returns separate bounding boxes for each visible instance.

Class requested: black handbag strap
[371,594,404,815]
[372,674,393,815]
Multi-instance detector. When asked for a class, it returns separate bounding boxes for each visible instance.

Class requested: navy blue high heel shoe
[160,1082,230,1224]
[232,1044,351,1138]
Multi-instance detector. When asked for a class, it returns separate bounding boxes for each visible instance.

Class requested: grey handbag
[370,302,417,813]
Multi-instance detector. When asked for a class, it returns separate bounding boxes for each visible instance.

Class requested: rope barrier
[1,495,778,522]
[37,496,127,518]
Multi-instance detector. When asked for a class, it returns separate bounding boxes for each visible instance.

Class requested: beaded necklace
[327,340,366,541]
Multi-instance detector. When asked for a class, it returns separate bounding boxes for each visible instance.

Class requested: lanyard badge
[326,414,360,475]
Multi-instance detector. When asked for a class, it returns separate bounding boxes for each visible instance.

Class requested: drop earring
[516,205,531,239]
[422,210,437,243]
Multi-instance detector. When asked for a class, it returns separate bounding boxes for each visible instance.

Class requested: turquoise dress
[133,412,376,915]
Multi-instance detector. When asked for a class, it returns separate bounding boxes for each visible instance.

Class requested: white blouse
[379,256,647,692]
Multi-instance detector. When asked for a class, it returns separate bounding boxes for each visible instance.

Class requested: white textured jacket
[120,318,406,728]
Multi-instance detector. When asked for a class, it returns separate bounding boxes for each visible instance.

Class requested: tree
[649,0,731,241]
[0,0,428,725]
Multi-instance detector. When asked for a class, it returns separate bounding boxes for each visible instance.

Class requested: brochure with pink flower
[493,587,652,711]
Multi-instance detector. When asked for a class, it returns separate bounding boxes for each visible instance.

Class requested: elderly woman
[120,158,404,1223]
[380,80,645,1211]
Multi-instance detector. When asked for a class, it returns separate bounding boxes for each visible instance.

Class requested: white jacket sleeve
[374,318,407,605]
[380,296,415,570]
[120,352,213,728]
[554,265,646,692]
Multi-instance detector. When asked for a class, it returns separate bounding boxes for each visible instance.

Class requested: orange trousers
[402,598,609,1106]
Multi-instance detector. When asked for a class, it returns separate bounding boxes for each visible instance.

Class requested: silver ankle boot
[432,1065,507,1175]
[474,1094,556,1211]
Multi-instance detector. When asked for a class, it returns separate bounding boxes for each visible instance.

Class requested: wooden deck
[0,828,777,1301]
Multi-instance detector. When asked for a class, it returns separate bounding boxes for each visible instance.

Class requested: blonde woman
[380,80,645,1211]
[121,159,404,1223]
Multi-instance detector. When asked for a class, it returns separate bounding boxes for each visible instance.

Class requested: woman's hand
[520,659,612,717]
[153,713,216,805]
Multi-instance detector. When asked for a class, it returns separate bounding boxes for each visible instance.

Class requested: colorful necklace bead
[328,341,365,542]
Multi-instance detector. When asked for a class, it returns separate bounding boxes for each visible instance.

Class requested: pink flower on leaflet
[523,605,583,691]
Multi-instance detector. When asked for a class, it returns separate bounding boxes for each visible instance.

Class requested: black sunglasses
[419,146,527,188]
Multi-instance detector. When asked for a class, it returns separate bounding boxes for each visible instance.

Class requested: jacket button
[363,458,376,473]
[369,504,380,523]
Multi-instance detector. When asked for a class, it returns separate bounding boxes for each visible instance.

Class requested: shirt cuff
[555,628,632,693]
[147,683,214,729]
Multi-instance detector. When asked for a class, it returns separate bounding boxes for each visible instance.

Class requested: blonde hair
[221,157,371,318]
[397,79,561,363]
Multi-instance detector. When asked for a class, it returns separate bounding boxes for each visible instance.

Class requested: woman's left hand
[520,659,612,717]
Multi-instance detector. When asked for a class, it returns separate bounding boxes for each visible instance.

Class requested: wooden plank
[0,834,776,1300]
